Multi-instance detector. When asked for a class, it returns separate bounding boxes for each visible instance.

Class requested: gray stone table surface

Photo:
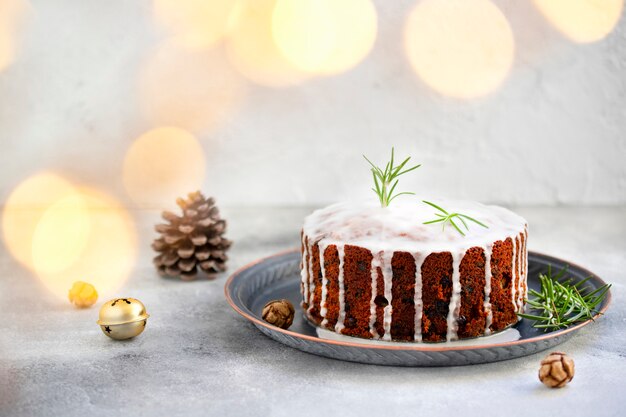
[1,206,625,417]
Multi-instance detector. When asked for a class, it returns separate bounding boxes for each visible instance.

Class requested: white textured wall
[1,0,625,207]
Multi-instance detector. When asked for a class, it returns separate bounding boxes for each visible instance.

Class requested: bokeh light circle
[405,0,515,99]
[2,174,138,301]
[123,126,206,208]
[0,0,31,72]
[152,0,239,50]
[2,173,78,268]
[272,0,378,75]
[0,33,15,72]
[226,0,310,87]
[138,40,246,133]
[31,194,91,274]
[533,0,624,43]
[32,188,138,300]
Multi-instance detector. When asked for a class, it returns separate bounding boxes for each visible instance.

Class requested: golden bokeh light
[404,0,515,99]
[0,31,16,72]
[123,126,206,208]
[138,40,246,133]
[32,188,137,300]
[0,0,31,72]
[533,0,624,43]
[152,0,239,50]
[226,0,310,87]
[3,174,138,301]
[31,194,91,274]
[2,173,78,269]
[271,0,378,75]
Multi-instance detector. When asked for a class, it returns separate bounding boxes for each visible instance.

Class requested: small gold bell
[97,298,150,340]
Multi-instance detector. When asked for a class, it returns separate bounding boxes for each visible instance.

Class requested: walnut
[262,299,295,329]
[539,352,575,388]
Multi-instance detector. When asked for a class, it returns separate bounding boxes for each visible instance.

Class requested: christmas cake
[300,199,528,342]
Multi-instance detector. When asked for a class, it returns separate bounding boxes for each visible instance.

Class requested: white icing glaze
[306,239,315,314]
[381,251,394,341]
[446,252,463,341]
[524,227,529,302]
[483,244,493,334]
[413,253,425,342]
[319,242,329,326]
[516,234,523,312]
[303,199,527,254]
[300,234,309,307]
[511,235,517,311]
[369,254,379,337]
[334,244,346,333]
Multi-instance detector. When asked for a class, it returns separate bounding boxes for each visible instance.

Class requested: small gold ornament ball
[97,298,150,340]
[68,281,98,308]
[262,299,295,329]
[539,351,575,388]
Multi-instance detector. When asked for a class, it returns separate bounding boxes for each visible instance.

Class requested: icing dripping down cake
[300,200,528,342]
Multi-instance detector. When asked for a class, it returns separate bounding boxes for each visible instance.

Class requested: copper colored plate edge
[224,249,612,353]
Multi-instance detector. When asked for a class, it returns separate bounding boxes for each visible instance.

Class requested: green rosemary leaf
[517,312,548,321]
[448,217,465,236]
[456,214,469,230]
[422,201,489,236]
[388,191,415,204]
[423,218,445,225]
[526,299,545,309]
[363,147,421,208]
[582,283,610,299]
[397,162,421,177]
[422,200,448,214]
[363,155,377,171]
[572,276,592,290]
[534,323,567,330]
[517,265,611,332]
[388,179,399,200]
[391,156,411,177]
[457,213,489,229]
[372,172,381,194]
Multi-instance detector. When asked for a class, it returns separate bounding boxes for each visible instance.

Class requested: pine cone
[152,191,232,280]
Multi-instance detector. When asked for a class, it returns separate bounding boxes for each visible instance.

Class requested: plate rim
[224,248,612,352]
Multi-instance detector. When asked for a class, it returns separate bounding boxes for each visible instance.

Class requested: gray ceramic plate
[225,250,611,367]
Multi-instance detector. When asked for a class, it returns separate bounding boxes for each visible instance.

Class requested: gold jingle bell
[97,298,149,340]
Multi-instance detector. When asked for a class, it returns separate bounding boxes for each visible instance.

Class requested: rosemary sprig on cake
[363,147,421,208]
[422,200,488,236]
[517,265,611,331]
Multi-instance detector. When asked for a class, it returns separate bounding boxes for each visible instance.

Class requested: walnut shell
[539,351,575,388]
[262,299,295,329]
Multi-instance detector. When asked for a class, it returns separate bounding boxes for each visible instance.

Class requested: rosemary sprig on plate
[517,265,611,331]
[422,200,488,236]
[363,147,421,208]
